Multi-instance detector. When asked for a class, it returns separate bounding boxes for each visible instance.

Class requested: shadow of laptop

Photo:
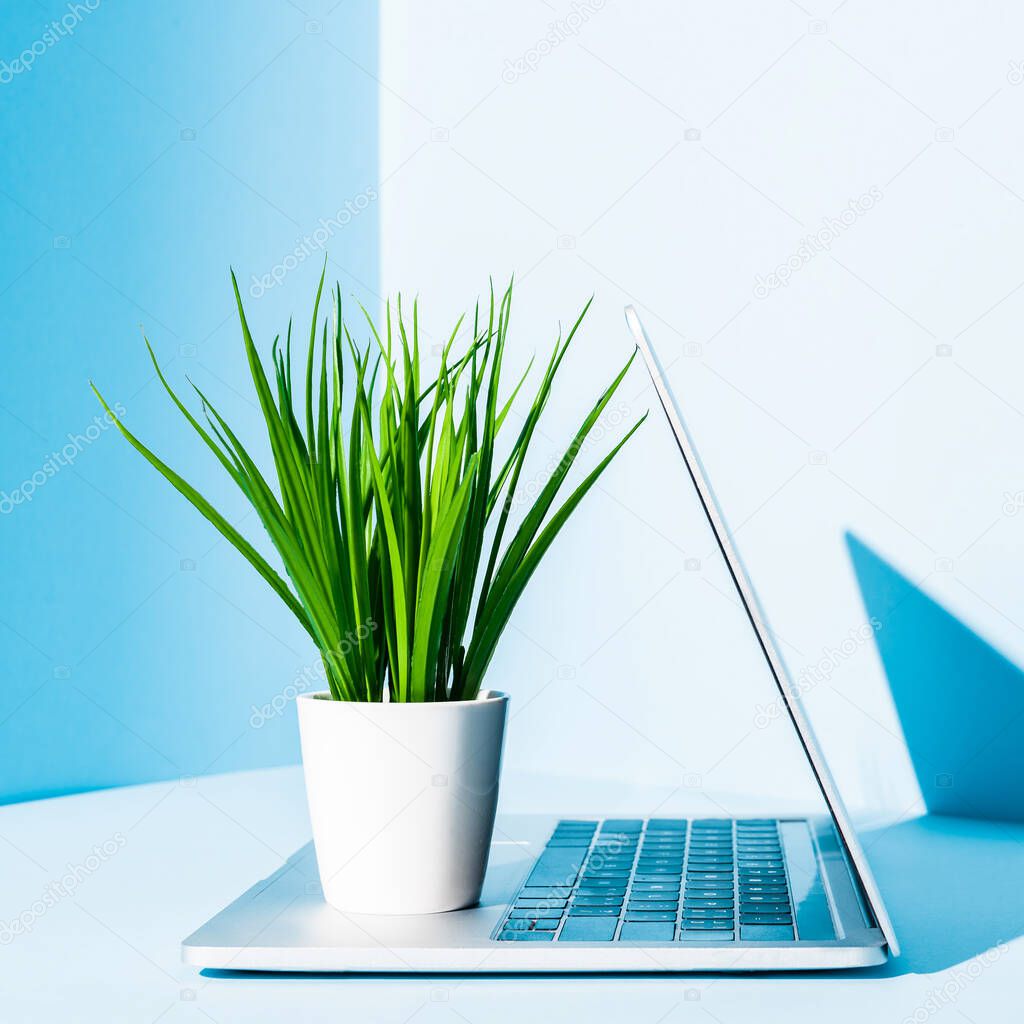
[846,532,1024,822]
[841,532,1024,975]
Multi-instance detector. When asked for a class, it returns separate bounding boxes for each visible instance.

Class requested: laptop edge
[624,305,898,958]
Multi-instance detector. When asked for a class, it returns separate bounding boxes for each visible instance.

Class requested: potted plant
[92,271,643,915]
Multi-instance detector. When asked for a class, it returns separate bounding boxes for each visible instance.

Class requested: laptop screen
[625,305,899,954]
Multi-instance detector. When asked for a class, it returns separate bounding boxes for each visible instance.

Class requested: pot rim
[297,689,507,709]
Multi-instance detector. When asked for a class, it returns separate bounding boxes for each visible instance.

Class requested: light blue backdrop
[0,0,378,802]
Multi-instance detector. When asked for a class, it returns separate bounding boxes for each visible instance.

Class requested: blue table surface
[1,766,1021,1022]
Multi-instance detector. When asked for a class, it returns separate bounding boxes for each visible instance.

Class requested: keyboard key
[527,871,580,887]
[620,922,675,941]
[519,887,572,899]
[681,919,734,930]
[529,919,562,930]
[679,930,734,942]
[569,906,621,917]
[683,907,732,918]
[741,913,793,925]
[740,925,794,941]
[624,911,677,922]
[628,899,679,910]
[572,895,623,906]
[500,930,555,941]
[559,918,618,941]
[502,919,535,930]
[740,895,789,905]
[684,899,734,909]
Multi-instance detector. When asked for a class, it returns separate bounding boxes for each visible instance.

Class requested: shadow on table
[836,533,1024,976]
[832,813,1024,978]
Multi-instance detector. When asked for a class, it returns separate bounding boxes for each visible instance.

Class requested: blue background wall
[0,0,378,802]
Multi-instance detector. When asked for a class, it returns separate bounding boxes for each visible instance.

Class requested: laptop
[182,307,898,973]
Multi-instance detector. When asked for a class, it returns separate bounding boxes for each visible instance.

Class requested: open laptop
[182,307,898,973]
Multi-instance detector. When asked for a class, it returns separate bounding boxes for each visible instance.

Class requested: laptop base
[182,815,887,973]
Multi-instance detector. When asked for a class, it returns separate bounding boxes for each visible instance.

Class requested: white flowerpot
[296,690,509,915]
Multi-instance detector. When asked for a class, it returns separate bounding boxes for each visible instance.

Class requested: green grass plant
[92,273,644,702]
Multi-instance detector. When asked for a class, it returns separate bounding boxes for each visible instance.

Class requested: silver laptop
[182,307,898,973]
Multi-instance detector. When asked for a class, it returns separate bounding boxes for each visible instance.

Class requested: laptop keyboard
[496,818,796,943]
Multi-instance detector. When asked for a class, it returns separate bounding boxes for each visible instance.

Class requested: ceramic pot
[297,689,508,915]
